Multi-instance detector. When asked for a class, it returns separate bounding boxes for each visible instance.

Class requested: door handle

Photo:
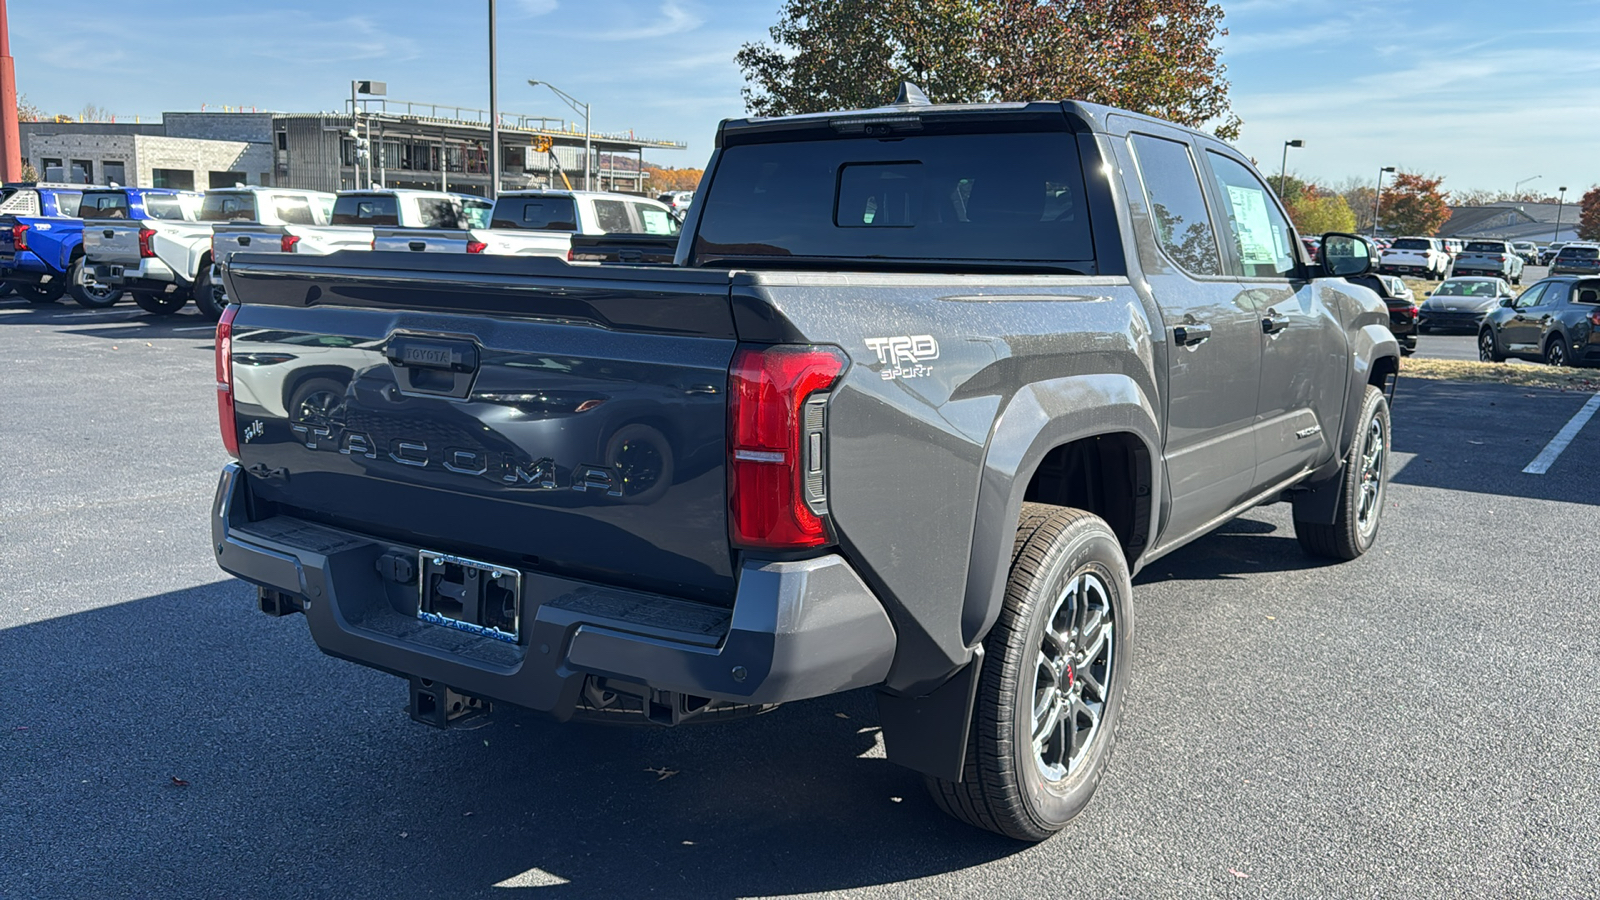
[1262,313,1290,335]
[1173,323,1212,347]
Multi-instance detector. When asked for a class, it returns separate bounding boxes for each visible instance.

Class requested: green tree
[1379,172,1451,237]
[1288,187,1356,235]
[1578,187,1600,242]
[738,0,1241,139]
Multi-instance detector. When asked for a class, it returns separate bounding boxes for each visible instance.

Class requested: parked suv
[1479,276,1600,367]
[210,91,1398,841]
[1379,236,1450,279]
[1550,243,1600,277]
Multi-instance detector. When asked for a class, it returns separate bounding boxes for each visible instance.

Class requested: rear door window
[462,199,493,229]
[1206,152,1297,279]
[631,202,680,236]
[1127,133,1221,276]
[201,193,258,222]
[1572,284,1600,304]
[592,199,633,234]
[490,197,577,230]
[415,197,462,228]
[332,194,399,226]
[53,192,83,217]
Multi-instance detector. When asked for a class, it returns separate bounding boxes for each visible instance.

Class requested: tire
[1544,335,1569,368]
[133,290,188,316]
[1295,385,1390,560]
[1479,328,1505,363]
[13,278,65,304]
[67,256,124,308]
[925,504,1132,842]
[193,265,227,320]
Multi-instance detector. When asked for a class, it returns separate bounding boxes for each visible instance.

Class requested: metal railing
[348,97,684,148]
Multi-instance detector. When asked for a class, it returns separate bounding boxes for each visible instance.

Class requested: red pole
[0,0,21,183]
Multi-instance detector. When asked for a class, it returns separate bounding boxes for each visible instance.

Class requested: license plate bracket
[417,551,522,644]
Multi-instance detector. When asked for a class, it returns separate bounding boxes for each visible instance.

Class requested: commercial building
[1440,201,1583,244]
[18,102,685,196]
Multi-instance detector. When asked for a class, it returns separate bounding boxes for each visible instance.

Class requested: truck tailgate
[223,252,739,603]
[212,224,289,262]
[83,221,143,265]
[371,227,472,253]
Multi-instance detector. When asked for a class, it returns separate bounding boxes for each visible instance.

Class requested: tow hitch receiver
[409,677,492,729]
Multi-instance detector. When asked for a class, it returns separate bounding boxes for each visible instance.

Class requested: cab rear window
[1390,238,1431,250]
[79,192,131,219]
[1558,246,1598,260]
[491,197,577,231]
[332,195,399,226]
[1465,242,1504,252]
[201,193,257,222]
[693,131,1093,267]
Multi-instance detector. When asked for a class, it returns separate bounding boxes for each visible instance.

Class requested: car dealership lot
[2,298,1598,899]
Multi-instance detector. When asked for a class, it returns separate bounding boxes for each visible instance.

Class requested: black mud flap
[874,647,984,782]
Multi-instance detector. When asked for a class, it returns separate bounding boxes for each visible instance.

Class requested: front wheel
[1545,336,1569,368]
[67,256,124,308]
[1479,329,1505,362]
[925,504,1132,841]
[13,278,64,304]
[192,266,227,320]
[1295,385,1390,560]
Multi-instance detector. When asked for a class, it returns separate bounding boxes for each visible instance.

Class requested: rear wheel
[925,504,1131,841]
[133,290,187,316]
[14,278,64,304]
[193,266,227,320]
[67,256,123,308]
[1479,328,1505,362]
[1295,386,1389,560]
[1544,335,1569,368]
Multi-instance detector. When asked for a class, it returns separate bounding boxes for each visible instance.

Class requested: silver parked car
[1417,276,1517,334]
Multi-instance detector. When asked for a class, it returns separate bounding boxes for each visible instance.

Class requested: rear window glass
[143,195,189,220]
[201,193,258,222]
[415,197,463,229]
[273,195,317,225]
[491,196,577,230]
[1573,284,1600,304]
[79,192,131,219]
[332,194,399,226]
[1390,238,1431,250]
[694,131,1093,266]
[1465,242,1504,252]
[1558,246,1598,259]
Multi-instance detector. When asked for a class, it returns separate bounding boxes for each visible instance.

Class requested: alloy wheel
[1479,331,1496,362]
[1355,414,1386,537]
[1031,570,1115,783]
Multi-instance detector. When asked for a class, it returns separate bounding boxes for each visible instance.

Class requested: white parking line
[172,325,215,332]
[53,309,142,319]
[1523,393,1600,475]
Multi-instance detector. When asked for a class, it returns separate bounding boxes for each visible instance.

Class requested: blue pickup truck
[0,184,197,307]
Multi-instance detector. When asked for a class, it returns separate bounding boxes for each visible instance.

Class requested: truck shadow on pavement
[0,582,1022,900]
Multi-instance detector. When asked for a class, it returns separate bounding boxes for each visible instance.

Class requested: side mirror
[1423,292,1433,297]
[1321,233,1374,277]
[1499,297,1514,308]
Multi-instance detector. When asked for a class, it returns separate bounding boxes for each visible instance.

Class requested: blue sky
[13,0,1600,195]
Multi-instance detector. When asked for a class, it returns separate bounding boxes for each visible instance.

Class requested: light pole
[529,80,591,191]
[488,0,499,199]
[1514,175,1541,198]
[1372,166,1396,238]
[350,80,385,189]
[1553,186,1568,243]
[1278,139,1303,198]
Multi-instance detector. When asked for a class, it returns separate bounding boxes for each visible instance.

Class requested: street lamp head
[527,79,542,87]
[1286,139,1304,148]
[1560,186,1568,192]
[1381,166,1396,173]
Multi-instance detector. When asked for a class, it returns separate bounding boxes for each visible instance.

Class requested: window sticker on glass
[1225,184,1278,266]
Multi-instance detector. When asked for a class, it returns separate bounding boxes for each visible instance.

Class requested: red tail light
[1589,309,1600,327]
[728,344,848,550]
[281,234,301,253]
[565,247,574,262]
[138,226,157,259]
[216,304,240,458]
[467,240,487,254]
[12,223,28,252]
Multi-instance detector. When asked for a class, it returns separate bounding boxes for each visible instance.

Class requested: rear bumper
[211,463,897,717]
[95,257,179,287]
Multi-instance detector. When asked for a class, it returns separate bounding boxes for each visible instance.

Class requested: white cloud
[588,0,703,41]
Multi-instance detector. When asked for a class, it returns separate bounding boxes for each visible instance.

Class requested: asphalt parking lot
[3,297,1599,899]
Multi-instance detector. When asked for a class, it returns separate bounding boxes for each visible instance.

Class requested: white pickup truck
[86,186,336,317]
[470,190,680,257]
[215,189,493,260]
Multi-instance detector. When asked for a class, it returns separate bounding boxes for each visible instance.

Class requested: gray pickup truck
[210,89,1399,841]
